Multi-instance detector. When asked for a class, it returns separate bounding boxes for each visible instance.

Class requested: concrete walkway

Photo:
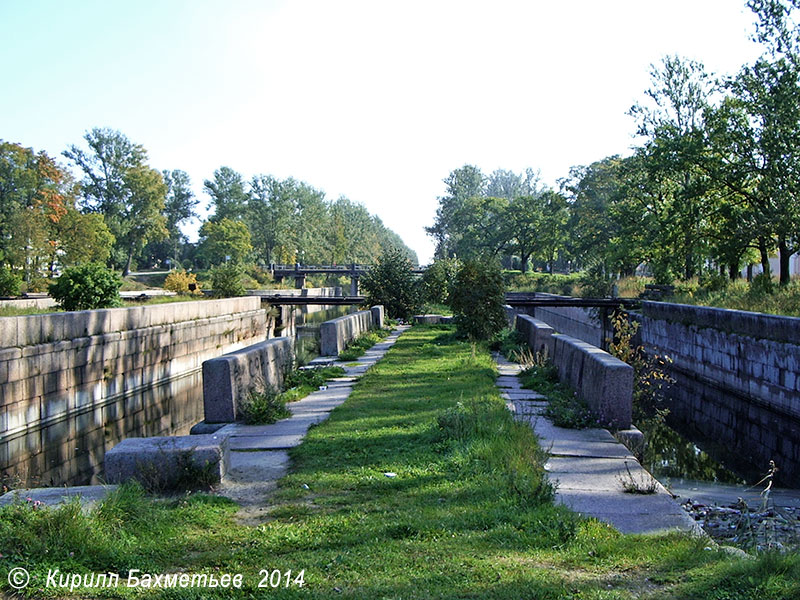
[215,326,409,523]
[495,354,701,535]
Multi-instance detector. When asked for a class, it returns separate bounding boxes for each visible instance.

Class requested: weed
[239,386,290,424]
[618,460,659,494]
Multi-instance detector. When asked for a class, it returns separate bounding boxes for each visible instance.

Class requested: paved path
[216,326,409,523]
[495,354,701,535]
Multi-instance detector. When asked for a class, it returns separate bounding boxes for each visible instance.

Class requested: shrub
[360,248,421,320]
[239,387,290,425]
[163,269,201,295]
[49,263,123,311]
[210,264,246,297]
[420,258,460,305]
[451,259,507,342]
[0,266,22,296]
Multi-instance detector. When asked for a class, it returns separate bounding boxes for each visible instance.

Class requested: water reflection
[638,417,746,486]
[292,304,354,363]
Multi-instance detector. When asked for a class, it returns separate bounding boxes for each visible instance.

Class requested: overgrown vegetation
[209,263,247,297]
[0,326,798,598]
[519,361,598,429]
[338,328,390,361]
[239,386,291,425]
[359,248,421,320]
[163,269,202,294]
[451,259,507,342]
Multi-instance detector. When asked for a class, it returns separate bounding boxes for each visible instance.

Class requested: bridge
[268,263,426,295]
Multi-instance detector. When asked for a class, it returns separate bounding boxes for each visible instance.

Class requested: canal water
[291,304,354,363]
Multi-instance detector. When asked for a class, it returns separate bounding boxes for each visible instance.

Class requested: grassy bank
[0,326,797,598]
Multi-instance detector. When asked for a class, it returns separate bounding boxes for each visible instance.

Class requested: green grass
[519,363,599,429]
[0,326,797,598]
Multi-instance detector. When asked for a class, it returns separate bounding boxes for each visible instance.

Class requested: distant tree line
[0,130,416,291]
[428,0,800,285]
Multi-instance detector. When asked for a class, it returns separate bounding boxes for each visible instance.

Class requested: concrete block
[0,317,19,348]
[104,433,229,489]
[320,310,373,356]
[202,337,293,423]
[370,305,385,328]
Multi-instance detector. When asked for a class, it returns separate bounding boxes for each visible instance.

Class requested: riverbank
[0,325,797,599]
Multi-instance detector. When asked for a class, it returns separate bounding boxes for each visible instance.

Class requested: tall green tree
[198,217,252,265]
[426,165,485,258]
[204,166,249,222]
[63,128,167,275]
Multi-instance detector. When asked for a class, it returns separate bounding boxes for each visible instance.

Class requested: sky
[0,0,764,264]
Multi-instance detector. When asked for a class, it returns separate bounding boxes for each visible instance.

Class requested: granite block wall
[0,297,266,487]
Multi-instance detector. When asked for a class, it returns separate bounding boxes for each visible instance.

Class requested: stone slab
[546,439,637,460]
[502,391,546,400]
[555,488,701,535]
[0,485,118,508]
[320,310,373,356]
[104,433,229,488]
[545,456,660,491]
[531,419,618,444]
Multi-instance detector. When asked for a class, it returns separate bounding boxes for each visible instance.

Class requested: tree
[54,208,115,266]
[360,248,421,320]
[63,128,167,275]
[450,259,507,342]
[162,169,197,263]
[426,165,485,258]
[197,217,252,265]
[0,142,74,283]
[204,166,249,222]
[248,175,297,264]
[628,55,715,280]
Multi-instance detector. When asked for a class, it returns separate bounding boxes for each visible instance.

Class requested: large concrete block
[202,337,293,423]
[104,434,229,489]
[516,314,555,359]
[370,305,385,328]
[320,310,373,356]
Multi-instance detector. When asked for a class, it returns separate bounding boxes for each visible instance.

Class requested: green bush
[0,266,22,296]
[360,248,421,320]
[49,263,123,311]
[451,259,507,342]
[163,269,201,294]
[210,264,246,297]
[420,258,460,305]
[239,387,290,425]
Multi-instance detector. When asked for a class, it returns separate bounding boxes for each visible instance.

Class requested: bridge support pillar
[350,275,359,296]
[274,274,283,284]
[294,274,306,289]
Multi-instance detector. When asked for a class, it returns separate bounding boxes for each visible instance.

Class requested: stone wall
[640,301,800,484]
[0,297,266,487]
[202,337,293,423]
[528,293,606,348]
[513,313,633,429]
[319,310,374,356]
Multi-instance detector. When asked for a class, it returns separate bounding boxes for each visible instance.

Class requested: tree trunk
[729,263,739,280]
[520,253,530,273]
[758,238,771,277]
[778,237,791,286]
[123,249,133,277]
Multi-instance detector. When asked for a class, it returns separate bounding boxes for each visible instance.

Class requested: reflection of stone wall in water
[0,297,267,488]
[640,301,800,486]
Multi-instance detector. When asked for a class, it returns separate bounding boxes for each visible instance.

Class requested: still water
[291,304,355,363]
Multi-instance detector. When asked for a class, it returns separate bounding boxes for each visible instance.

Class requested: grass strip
[0,325,797,598]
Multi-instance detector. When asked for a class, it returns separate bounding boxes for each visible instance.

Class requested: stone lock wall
[0,297,267,487]
[319,310,375,356]
[513,313,633,429]
[640,301,800,483]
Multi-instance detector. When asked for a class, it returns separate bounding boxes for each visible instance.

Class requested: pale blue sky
[0,0,762,263]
